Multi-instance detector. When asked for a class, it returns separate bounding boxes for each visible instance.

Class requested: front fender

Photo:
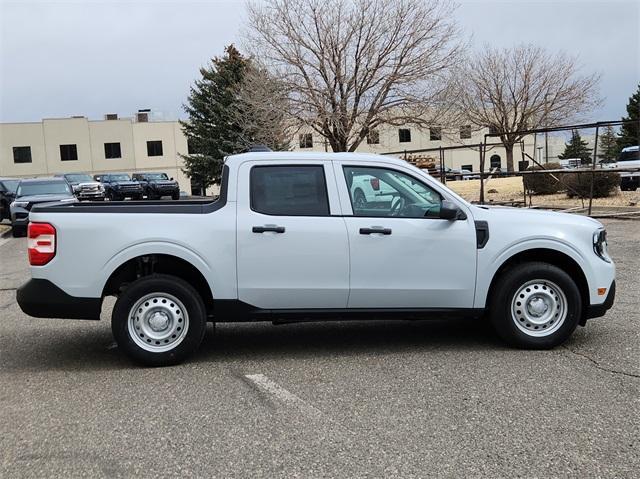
[474,237,594,309]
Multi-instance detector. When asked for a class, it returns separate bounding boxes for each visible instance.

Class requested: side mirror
[170,177,174,181]
[440,200,466,220]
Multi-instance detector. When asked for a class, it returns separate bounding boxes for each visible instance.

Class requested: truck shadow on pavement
[3,317,502,372]
[197,318,501,363]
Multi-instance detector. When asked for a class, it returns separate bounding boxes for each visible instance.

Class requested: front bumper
[77,192,105,200]
[17,278,102,320]
[584,280,616,320]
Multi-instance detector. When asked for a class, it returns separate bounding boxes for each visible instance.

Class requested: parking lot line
[245,373,323,417]
[0,236,12,249]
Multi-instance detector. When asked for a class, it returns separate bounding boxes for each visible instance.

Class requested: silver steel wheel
[127,292,189,352]
[511,279,567,337]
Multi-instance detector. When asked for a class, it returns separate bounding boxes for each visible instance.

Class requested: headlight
[98,184,105,191]
[11,201,29,208]
[72,185,81,192]
[593,229,611,263]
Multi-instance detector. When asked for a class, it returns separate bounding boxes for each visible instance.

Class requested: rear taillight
[28,222,56,266]
[370,178,380,190]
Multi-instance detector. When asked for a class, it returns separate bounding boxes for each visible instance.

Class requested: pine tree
[559,130,592,165]
[180,45,251,191]
[617,83,639,150]
[597,125,619,163]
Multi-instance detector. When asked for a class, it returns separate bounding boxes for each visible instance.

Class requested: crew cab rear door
[236,160,349,309]
[334,160,477,309]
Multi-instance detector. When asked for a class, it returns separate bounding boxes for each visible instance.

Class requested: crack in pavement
[0,288,17,292]
[563,346,640,379]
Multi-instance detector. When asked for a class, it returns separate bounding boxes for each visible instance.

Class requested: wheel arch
[101,252,214,312]
[485,248,590,321]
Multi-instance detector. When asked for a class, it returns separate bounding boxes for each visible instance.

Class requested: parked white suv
[17,152,615,366]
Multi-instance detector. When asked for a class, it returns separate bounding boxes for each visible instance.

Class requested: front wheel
[489,262,581,349]
[111,274,207,366]
[171,192,180,201]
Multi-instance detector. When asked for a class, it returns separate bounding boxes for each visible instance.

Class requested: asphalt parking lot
[0,219,638,478]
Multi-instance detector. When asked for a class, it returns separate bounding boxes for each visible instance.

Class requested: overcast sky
[0,0,638,123]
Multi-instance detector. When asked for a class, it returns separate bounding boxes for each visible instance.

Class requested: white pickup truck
[17,152,616,366]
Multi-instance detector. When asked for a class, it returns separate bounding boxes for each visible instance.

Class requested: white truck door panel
[236,161,349,309]
[336,162,477,309]
[344,217,477,308]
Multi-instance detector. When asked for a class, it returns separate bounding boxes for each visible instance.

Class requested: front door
[236,161,349,309]
[338,164,477,309]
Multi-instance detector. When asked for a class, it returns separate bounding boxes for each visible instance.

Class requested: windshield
[144,173,169,180]
[107,174,131,181]
[1,180,20,193]
[17,181,71,197]
[65,174,93,183]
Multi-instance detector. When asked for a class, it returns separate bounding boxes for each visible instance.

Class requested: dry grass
[447,176,640,208]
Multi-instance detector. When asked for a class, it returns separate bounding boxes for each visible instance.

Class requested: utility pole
[544,93,549,164]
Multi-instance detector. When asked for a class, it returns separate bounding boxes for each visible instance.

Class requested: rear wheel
[111,274,207,366]
[489,262,581,349]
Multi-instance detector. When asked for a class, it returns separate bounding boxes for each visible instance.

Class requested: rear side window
[250,165,329,216]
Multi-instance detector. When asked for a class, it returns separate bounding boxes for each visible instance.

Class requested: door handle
[252,225,286,233]
[359,227,392,235]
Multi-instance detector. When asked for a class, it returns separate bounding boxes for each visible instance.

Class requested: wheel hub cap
[148,311,170,332]
[511,280,568,337]
[527,297,548,317]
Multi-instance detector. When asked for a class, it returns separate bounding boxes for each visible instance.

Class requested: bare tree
[245,0,462,152]
[455,44,601,171]
[231,64,294,151]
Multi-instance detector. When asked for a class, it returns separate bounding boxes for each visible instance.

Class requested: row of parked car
[0,172,181,237]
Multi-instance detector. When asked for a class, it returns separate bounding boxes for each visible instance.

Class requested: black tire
[489,262,581,349]
[12,225,27,238]
[172,192,180,201]
[353,189,366,209]
[111,274,207,367]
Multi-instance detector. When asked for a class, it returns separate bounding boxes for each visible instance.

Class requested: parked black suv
[132,172,180,200]
[0,177,20,222]
[95,173,143,201]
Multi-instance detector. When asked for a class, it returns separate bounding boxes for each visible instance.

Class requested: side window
[251,165,330,216]
[343,166,441,218]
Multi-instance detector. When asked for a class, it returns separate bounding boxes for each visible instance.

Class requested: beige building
[0,113,207,194]
[293,125,585,172]
[1,113,584,192]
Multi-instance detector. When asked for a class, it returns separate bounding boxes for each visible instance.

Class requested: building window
[490,154,502,169]
[250,165,329,216]
[299,133,313,149]
[460,125,472,140]
[367,129,380,145]
[398,129,411,143]
[104,142,122,159]
[461,164,473,172]
[147,140,163,157]
[488,125,499,135]
[12,146,32,164]
[430,127,442,141]
[60,144,78,161]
